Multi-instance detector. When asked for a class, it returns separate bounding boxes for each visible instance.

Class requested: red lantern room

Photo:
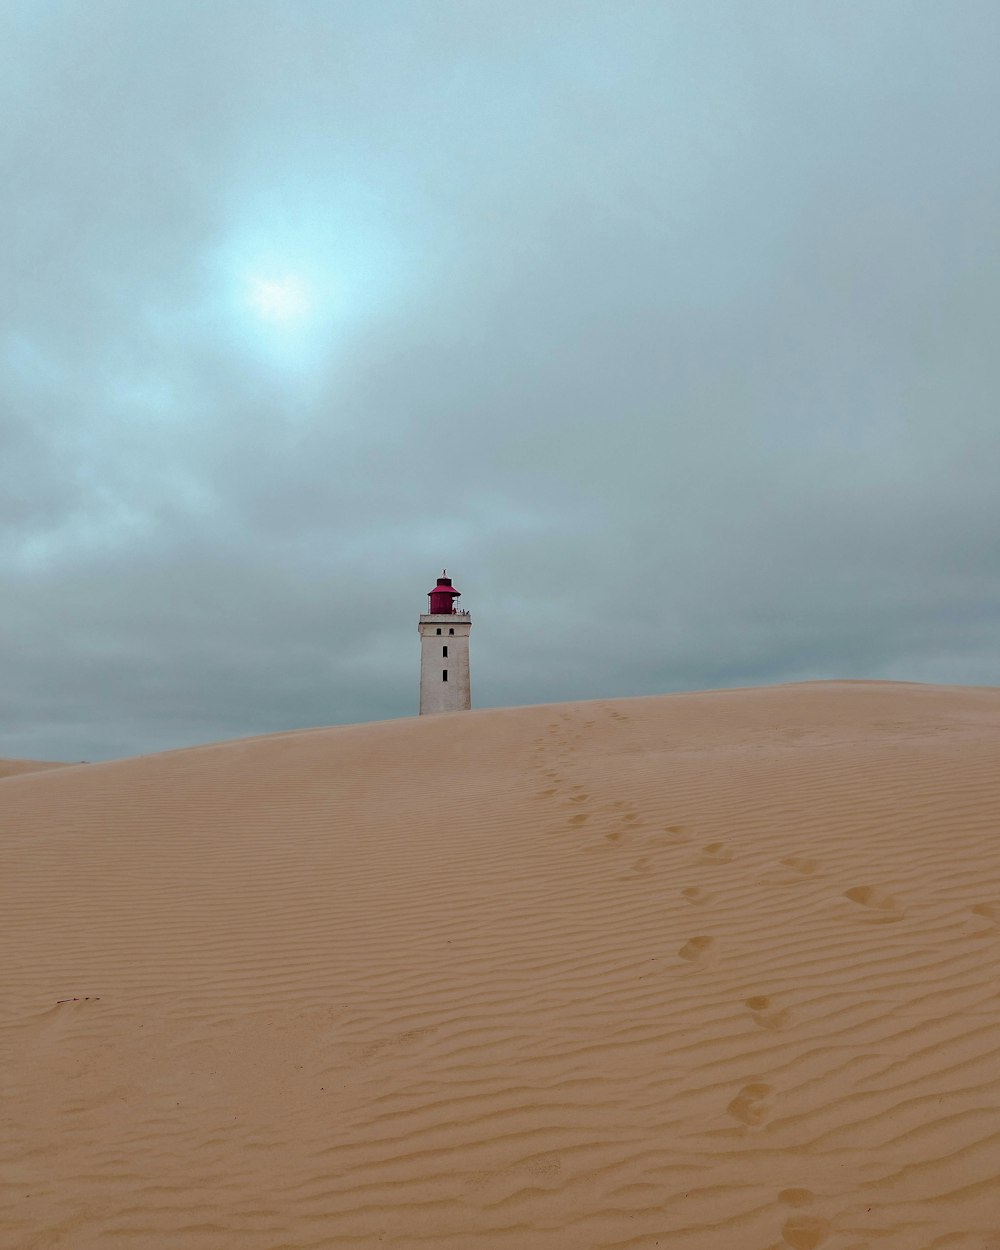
[428,571,461,615]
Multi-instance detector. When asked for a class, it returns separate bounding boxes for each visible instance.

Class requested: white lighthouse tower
[418,572,472,714]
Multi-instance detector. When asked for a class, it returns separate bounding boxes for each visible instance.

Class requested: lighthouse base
[418,614,472,714]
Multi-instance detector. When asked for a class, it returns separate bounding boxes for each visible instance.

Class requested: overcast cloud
[2,0,999,761]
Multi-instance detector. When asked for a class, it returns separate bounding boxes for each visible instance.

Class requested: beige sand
[0,759,68,779]
[3,681,1000,1249]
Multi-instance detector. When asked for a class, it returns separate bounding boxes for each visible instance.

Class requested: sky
[2,0,999,762]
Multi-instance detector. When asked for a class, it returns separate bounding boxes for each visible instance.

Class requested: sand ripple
[3,681,1000,1248]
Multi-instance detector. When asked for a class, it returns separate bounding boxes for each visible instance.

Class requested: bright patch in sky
[247,275,310,323]
[215,181,410,376]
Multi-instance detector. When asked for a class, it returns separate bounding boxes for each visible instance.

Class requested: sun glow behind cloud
[247,274,311,324]
[211,181,413,376]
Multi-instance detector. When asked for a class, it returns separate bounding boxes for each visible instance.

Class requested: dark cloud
[2,0,999,760]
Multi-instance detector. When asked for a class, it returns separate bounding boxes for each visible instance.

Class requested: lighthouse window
[442,645,448,657]
[449,627,455,635]
[442,669,448,682]
[436,627,442,635]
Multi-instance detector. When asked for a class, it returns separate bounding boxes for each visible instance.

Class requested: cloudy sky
[3,1,999,761]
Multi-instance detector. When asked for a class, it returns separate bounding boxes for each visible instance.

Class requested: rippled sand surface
[0,758,67,778]
[3,681,1000,1249]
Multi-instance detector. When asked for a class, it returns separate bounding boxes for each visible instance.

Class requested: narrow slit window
[436,627,442,635]
[449,627,455,635]
[442,669,449,681]
[442,645,448,657]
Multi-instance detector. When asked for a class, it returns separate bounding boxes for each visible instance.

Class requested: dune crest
[3,681,1000,1249]
[0,758,68,778]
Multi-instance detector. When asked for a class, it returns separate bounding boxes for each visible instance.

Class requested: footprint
[781,1215,830,1249]
[568,794,589,804]
[630,857,652,876]
[779,1189,815,1208]
[681,886,713,905]
[781,857,818,875]
[701,842,733,864]
[745,995,792,1031]
[664,824,692,842]
[971,903,1000,923]
[535,789,557,799]
[679,936,715,962]
[605,831,623,843]
[726,1082,773,1126]
[623,812,639,823]
[844,886,903,922]
[568,814,589,826]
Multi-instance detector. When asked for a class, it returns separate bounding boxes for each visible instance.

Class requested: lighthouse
[418,572,472,714]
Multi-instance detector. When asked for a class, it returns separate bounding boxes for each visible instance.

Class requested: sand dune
[0,758,68,778]
[3,681,1000,1249]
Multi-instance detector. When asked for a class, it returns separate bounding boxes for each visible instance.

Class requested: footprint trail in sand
[3,681,1000,1249]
